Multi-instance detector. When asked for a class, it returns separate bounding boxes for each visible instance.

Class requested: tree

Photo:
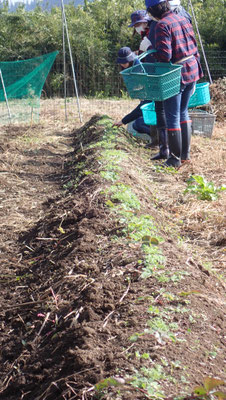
[183,0,226,49]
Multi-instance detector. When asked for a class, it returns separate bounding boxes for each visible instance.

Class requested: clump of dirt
[0,115,225,400]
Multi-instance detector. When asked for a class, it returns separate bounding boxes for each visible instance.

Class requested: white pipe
[61,0,83,123]
[0,69,12,123]
[62,5,67,121]
[188,0,213,84]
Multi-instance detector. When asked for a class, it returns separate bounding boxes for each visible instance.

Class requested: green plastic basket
[188,82,210,108]
[120,50,182,101]
[141,102,157,125]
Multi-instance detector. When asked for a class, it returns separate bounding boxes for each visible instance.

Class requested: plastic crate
[188,82,210,108]
[121,62,182,101]
[189,110,215,138]
[120,61,182,101]
[141,102,157,125]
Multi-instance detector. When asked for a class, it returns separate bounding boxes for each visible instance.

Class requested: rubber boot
[149,125,159,146]
[143,126,159,148]
[164,129,182,168]
[151,129,169,160]
[181,120,192,163]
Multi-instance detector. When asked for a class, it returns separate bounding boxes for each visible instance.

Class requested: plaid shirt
[155,11,203,84]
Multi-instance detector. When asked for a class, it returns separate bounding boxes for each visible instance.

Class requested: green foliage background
[0,0,225,96]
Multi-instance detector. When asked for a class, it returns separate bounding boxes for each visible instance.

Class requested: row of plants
[77,116,225,399]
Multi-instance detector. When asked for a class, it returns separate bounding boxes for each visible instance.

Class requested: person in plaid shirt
[128,10,169,159]
[146,0,203,168]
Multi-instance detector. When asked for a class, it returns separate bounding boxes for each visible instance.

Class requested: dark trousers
[133,116,151,135]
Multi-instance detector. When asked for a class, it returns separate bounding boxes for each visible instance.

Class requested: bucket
[188,82,210,108]
[141,102,157,125]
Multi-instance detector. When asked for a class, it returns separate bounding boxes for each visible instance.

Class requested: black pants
[133,116,151,135]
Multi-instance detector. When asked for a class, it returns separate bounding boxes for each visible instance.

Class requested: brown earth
[0,102,225,400]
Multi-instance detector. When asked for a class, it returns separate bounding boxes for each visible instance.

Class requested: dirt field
[0,99,225,400]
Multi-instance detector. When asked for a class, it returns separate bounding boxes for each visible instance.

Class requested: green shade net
[0,51,58,124]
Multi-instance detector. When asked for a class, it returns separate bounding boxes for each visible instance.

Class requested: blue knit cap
[145,0,165,8]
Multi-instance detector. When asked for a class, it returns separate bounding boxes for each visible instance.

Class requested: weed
[16,273,33,281]
[129,332,144,342]
[189,314,196,324]
[108,184,141,211]
[154,269,190,283]
[105,199,115,208]
[147,317,178,342]
[120,89,131,100]
[147,305,161,315]
[93,365,172,399]
[96,115,113,126]
[127,215,158,239]
[184,175,226,200]
[63,179,78,190]
[152,164,178,174]
[101,149,127,162]
[135,351,150,359]
[99,150,125,182]
[130,365,167,398]
[96,123,166,281]
[100,170,119,181]
[84,170,93,176]
[141,246,166,279]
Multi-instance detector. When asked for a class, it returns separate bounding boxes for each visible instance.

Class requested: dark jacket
[122,100,151,124]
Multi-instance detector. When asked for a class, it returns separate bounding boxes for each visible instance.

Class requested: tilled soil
[0,114,225,400]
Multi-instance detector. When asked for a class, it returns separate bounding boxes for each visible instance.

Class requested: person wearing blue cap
[128,10,152,54]
[145,0,203,168]
[116,46,139,68]
[128,10,169,159]
[114,47,154,142]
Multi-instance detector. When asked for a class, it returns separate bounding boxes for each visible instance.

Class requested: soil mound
[0,115,225,400]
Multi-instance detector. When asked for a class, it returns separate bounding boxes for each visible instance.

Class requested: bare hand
[113,120,123,127]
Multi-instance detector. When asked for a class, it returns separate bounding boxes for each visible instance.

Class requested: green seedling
[184,175,226,200]
[147,317,178,342]
[16,273,33,281]
[141,246,166,279]
[135,351,150,359]
[130,365,167,398]
[107,183,141,210]
[152,164,178,174]
[129,332,145,342]
[100,170,119,181]
[84,170,93,175]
